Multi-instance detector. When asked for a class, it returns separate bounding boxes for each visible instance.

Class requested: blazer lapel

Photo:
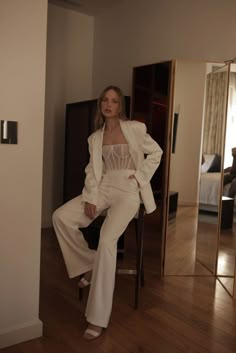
[92,126,104,182]
[120,120,140,168]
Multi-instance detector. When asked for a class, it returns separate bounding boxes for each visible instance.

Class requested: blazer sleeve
[81,134,99,205]
[133,122,163,187]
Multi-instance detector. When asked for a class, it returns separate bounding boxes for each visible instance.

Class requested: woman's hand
[84,202,96,220]
[128,174,140,187]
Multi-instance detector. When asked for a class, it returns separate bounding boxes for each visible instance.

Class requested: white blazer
[82,119,163,214]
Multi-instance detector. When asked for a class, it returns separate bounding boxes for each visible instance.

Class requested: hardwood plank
[1,226,236,353]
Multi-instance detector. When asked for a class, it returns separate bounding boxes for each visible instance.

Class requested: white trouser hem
[85,316,109,328]
[68,265,94,279]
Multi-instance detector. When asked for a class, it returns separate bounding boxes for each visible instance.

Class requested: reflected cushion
[201,154,215,173]
[208,154,221,172]
[201,154,221,173]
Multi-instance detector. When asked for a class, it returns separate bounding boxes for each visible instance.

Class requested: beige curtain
[202,71,228,154]
[224,72,236,167]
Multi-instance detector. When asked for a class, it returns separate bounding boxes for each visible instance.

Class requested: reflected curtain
[202,71,228,154]
[224,73,236,167]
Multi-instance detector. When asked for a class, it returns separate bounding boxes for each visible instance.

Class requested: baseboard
[0,319,43,349]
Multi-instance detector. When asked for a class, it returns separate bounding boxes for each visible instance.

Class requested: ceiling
[48,0,124,15]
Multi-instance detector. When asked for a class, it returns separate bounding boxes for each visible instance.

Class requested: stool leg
[141,259,144,287]
[135,207,145,309]
[79,288,83,301]
[78,275,83,301]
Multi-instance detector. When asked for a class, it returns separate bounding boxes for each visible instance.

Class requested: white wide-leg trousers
[52,169,140,327]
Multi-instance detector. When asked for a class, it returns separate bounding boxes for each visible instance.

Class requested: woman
[52,86,163,340]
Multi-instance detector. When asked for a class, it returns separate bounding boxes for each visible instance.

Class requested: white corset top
[102,144,136,171]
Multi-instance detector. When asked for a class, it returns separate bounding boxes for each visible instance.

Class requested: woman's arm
[133,122,163,187]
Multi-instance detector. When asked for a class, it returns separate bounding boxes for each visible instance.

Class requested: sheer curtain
[224,73,236,168]
[202,71,228,155]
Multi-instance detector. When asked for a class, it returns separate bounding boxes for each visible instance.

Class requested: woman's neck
[104,118,120,132]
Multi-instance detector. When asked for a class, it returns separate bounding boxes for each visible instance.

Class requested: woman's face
[101,89,121,120]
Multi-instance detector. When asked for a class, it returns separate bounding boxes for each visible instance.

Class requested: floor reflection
[195,218,218,275]
[164,206,214,275]
[217,222,236,296]
[164,205,236,287]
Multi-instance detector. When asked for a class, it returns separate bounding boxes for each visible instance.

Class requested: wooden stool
[79,203,145,309]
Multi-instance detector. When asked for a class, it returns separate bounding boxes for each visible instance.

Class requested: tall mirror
[164,60,230,276]
[217,62,236,298]
[196,63,230,275]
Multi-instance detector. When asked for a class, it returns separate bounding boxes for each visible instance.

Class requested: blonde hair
[94,86,127,131]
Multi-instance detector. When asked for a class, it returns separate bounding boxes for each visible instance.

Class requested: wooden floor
[2,224,236,353]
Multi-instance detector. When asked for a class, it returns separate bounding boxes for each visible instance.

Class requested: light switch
[0,120,18,144]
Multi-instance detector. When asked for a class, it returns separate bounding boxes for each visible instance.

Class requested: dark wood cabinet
[132,61,175,273]
[63,99,96,203]
[132,61,174,197]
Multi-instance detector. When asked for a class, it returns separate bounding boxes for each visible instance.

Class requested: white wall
[92,0,236,95]
[92,0,236,202]
[42,4,94,227]
[43,0,236,226]
[0,0,47,348]
[170,60,207,205]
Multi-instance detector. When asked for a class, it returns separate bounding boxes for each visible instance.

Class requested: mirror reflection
[217,62,236,297]
[196,63,229,275]
[164,60,229,276]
